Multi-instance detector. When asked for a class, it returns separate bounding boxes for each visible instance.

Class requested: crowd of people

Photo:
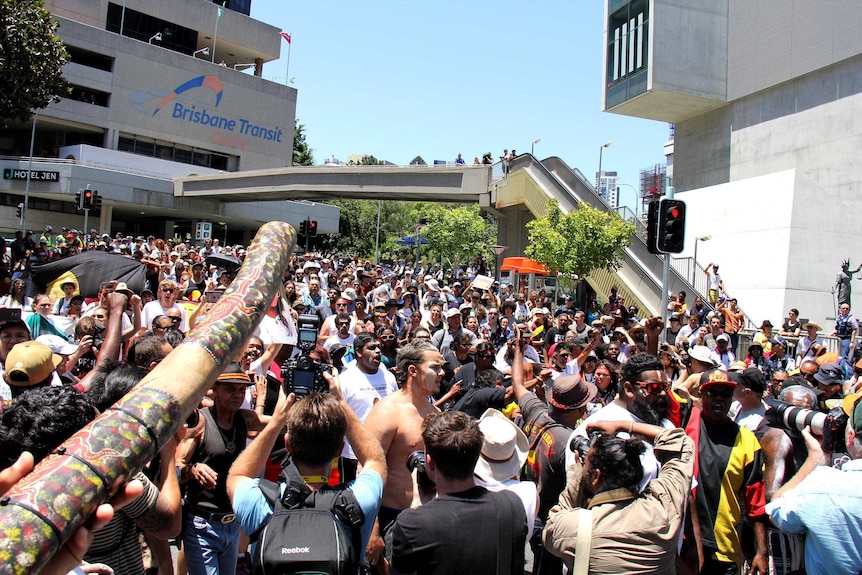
[0,239,861,575]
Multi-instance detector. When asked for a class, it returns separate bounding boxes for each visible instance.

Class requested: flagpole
[285,38,291,83]
[212,6,219,63]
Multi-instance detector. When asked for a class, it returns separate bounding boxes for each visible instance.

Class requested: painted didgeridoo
[0,221,295,574]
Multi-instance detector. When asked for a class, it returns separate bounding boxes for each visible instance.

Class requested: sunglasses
[380,334,396,341]
[161,288,176,293]
[168,317,181,323]
[635,380,669,395]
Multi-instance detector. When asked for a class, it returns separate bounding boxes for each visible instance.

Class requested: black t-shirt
[519,394,572,520]
[452,388,506,419]
[392,486,527,575]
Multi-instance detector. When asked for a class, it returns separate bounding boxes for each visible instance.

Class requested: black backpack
[250,463,365,575]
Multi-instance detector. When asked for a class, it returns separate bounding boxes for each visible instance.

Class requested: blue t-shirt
[233,468,383,554]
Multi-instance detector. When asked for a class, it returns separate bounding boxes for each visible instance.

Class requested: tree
[409,156,426,165]
[422,204,497,269]
[525,198,635,291]
[0,0,70,126]
[292,120,313,165]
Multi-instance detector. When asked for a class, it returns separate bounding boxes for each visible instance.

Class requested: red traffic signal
[82,189,94,210]
[308,220,318,237]
[657,199,686,253]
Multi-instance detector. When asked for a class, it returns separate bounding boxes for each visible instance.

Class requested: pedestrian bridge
[175,158,707,316]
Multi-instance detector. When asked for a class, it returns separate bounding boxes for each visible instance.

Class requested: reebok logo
[281,547,310,554]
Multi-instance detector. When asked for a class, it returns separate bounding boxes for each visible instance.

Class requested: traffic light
[646,200,660,254]
[308,220,318,237]
[657,199,686,253]
[298,220,307,236]
[93,191,102,210]
[16,203,23,220]
[75,189,82,211]
[82,188,94,210]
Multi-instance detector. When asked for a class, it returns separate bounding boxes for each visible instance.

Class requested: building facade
[0,0,338,244]
[603,0,862,327]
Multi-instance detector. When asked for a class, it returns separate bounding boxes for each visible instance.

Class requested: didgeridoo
[0,221,295,574]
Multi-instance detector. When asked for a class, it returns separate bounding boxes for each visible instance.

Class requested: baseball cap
[689,345,717,367]
[814,362,844,387]
[738,368,766,394]
[445,308,461,319]
[4,342,62,387]
[700,369,735,392]
[549,375,597,411]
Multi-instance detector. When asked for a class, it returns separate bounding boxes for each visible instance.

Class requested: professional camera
[406,450,436,489]
[281,314,332,397]
[569,430,605,460]
[764,398,848,453]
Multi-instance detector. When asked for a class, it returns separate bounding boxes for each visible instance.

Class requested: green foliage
[292,121,314,166]
[422,204,497,268]
[409,156,426,165]
[0,0,70,125]
[358,155,382,165]
[526,198,634,287]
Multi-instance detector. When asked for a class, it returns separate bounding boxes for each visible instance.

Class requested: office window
[607,0,648,84]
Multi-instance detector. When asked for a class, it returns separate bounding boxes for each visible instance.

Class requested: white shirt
[141,300,188,332]
[324,332,354,351]
[339,364,397,459]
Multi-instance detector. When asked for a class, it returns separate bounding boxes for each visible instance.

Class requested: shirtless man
[364,341,444,574]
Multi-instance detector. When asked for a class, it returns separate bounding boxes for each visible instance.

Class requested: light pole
[193,47,210,58]
[597,140,613,191]
[531,138,541,156]
[693,235,712,283]
[491,245,508,280]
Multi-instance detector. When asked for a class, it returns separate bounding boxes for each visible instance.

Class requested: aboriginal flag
[31,252,147,299]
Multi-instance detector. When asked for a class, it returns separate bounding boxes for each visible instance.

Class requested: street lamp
[491,245,508,280]
[148,32,162,44]
[193,47,210,58]
[531,138,541,156]
[597,140,613,190]
[693,235,712,283]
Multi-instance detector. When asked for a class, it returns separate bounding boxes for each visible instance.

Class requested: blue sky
[249,0,670,214]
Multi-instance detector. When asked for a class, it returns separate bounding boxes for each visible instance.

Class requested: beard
[631,393,661,426]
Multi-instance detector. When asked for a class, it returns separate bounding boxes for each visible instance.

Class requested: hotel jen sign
[129,75,285,151]
[3,169,60,181]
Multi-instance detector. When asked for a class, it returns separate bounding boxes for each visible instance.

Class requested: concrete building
[0,0,337,244]
[603,0,862,328]
[596,170,619,208]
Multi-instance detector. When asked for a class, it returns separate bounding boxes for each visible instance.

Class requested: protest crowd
[1,224,861,575]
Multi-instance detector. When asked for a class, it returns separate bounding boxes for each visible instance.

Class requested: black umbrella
[205,253,241,270]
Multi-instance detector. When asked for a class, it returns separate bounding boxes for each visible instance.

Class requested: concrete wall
[52,18,296,171]
[677,169,857,329]
[650,0,728,101]
[727,0,862,101]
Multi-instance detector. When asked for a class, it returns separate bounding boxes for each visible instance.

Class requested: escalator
[495,154,704,316]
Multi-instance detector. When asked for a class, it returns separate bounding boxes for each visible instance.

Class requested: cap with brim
[215,372,252,385]
[700,368,735,392]
[590,319,603,327]
[385,298,399,308]
[716,334,730,343]
[738,368,766,394]
[689,345,717,367]
[4,342,62,387]
[549,375,597,411]
[425,279,440,292]
[474,409,530,483]
[814,362,844,387]
[36,334,79,356]
[445,308,461,319]
[729,360,748,372]
[61,280,77,289]
[571,335,589,347]
[802,322,821,331]
[782,375,824,395]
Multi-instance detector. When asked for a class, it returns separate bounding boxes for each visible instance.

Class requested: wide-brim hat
[474,409,529,483]
[802,322,821,331]
[549,374,597,411]
[425,279,440,292]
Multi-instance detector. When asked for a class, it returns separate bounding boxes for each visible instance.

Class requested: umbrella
[396,236,428,246]
[205,253,241,269]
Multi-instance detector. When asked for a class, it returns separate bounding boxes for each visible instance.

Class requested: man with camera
[544,420,694,574]
[390,410,528,575]
[227,370,386,575]
[765,392,862,575]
